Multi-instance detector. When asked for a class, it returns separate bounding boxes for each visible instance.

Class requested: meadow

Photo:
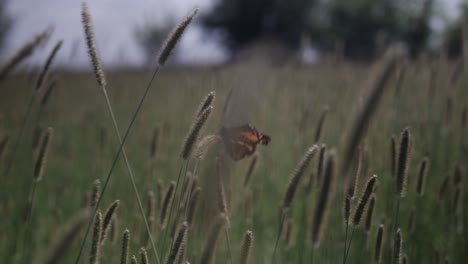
[0,8,467,264]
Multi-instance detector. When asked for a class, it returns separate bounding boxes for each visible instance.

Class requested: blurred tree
[0,0,12,55]
[202,0,435,60]
[444,2,468,59]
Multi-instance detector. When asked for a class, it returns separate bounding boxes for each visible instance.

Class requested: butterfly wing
[221,125,260,160]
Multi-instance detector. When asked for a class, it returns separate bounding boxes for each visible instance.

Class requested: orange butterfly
[220,124,270,161]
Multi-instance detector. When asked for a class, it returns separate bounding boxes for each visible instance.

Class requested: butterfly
[220,124,270,161]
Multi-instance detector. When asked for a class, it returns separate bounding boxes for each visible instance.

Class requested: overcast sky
[2,0,464,67]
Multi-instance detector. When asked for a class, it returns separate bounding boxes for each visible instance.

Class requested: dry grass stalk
[40,79,56,107]
[82,3,106,88]
[34,40,63,92]
[240,230,254,264]
[396,128,411,198]
[150,127,160,159]
[158,9,198,66]
[140,248,149,264]
[311,152,336,247]
[393,228,403,264]
[416,158,429,196]
[347,146,363,199]
[131,255,138,264]
[166,222,188,264]
[216,168,230,225]
[33,127,53,181]
[243,155,257,187]
[160,182,176,229]
[146,190,156,247]
[282,145,318,211]
[352,175,377,227]
[101,200,120,245]
[121,229,130,264]
[42,209,91,264]
[438,175,450,201]
[365,195,376,232]
[373,224,385,264]
[342,44,405,176]
[89,211,102,264]
[200,213,227,264]
[407,207,415,235]
[0,29,50,80]
[186,187,201,226]
[391,136,397,178]
[314,106,329,143]
[181,106,213,160]
[90,179,101,209]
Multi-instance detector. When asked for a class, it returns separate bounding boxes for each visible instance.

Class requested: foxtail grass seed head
[160,181,176,229]
[200,213,227,264]
[195,91,216,117]
[35,40,63,92]
[314,106,328,143]
[110,216,118,245]
[439,175,450,201]
[311,152,336,248]
[101,200,120,245]
[342,44,405,176]
[343,195,351,223]
[240,230,254,264]
[282,145,318,210]
[90,179,101,209]
[187,187,201,225]
[42,209,91,264]
[131,255,137,264]
[82,3,107,88]
[352,175,377,227]
[402,254,408,264]
[0,29,50,81]
[396,128,411,198]
[34,127,53,181]
[453,165,463,186]
[374,224,385,264]
[89,210,102,264]
[314,144,327,190]
[121,229,130,264]
[139,248,149,264]
[453,185,462,215]
[149,127,160,159]
[347,146,362,198]
[393,228,403,264]
[416,158,429,196]
[158,9,198,66]
[195,135,221,160]
[217,170,230,225]
[166,221,188,264]
[181,106,213,160]
[0,135,9,160]
[365,194,376,232]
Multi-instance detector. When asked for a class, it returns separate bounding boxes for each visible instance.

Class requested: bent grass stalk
[76,6,198,264]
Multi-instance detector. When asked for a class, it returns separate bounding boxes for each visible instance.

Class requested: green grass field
[0,58,467,263]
